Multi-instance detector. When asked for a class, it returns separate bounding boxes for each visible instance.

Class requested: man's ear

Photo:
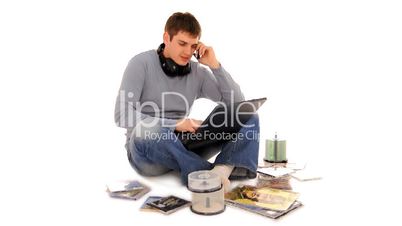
[163,32,170,44]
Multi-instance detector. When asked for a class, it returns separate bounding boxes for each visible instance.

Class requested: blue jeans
[125,115,260,184]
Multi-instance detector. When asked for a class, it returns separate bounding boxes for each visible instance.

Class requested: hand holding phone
[193,42,220,68]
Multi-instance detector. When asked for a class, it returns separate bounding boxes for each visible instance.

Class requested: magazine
[225,185,299,211]
[226,199,303,219]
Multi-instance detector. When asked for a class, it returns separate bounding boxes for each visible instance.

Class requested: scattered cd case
[290,169,322,182]
[106,180,150,200]
[256,174,293,190]
[145,195,191,214]
[140,196,164,212]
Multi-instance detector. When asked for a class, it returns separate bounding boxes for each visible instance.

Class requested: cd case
[146,195,191,214]
[106,180,150,200]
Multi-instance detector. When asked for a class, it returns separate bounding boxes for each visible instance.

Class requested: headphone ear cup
[165,58,178,75]
[157,43,164,55]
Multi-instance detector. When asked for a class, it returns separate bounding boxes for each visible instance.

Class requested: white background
[1,0,401,225]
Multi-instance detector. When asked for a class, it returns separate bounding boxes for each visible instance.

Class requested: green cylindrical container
[265,139,287,163]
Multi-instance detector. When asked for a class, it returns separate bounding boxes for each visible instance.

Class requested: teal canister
[265,135,287,163]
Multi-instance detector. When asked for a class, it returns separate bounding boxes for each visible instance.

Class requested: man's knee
[134,161,171,176]
[246,114,260,127]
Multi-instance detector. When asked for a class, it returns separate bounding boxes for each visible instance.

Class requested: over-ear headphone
[157,43,191,77]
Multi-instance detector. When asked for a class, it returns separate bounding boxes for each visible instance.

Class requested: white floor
[47,142,390,226]
[70,151,397,226]
[2,122,401,226]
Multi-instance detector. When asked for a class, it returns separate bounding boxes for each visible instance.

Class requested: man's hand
[175,118,203,133]
[196,42,220,69]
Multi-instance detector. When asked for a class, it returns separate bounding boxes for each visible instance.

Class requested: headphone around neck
[157,43,191,77]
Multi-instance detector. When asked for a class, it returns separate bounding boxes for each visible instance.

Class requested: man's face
[163,31,199,66]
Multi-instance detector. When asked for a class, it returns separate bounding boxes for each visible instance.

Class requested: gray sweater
[114,49,244,134]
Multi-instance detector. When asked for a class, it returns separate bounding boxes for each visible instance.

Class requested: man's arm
[195,43,244,104]
[114,56,177,130]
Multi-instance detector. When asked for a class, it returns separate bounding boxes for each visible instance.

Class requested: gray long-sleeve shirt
[114,49,244,135]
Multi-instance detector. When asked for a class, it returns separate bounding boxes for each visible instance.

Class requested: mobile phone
[193,51,200,60]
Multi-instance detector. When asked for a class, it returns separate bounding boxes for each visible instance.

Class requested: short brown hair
[164,12,201,41]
